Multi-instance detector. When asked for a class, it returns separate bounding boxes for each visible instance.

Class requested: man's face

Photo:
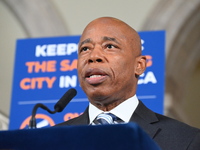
[77,19,143,108]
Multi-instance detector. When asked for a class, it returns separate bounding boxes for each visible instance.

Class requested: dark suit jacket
[56,101,200,150]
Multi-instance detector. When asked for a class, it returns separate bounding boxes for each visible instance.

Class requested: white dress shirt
[88,95,139,124]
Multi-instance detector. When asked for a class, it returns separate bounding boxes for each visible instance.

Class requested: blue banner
[9,31,165,130]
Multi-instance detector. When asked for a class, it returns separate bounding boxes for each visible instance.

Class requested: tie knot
[93,113,123,125]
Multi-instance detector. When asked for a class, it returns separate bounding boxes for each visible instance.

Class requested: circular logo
[20,114,55,129]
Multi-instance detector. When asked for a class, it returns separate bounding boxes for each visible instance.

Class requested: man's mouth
[85,69,108,85]
[88,75,104,78]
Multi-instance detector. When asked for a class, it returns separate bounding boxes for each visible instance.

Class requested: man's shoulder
[137,100,199,133]
[134,101,200,149]
[55,107,89,126]
[155,112,199,133]
[153,113,200,149]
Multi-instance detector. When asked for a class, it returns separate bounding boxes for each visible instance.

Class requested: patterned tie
[93,113,124,125]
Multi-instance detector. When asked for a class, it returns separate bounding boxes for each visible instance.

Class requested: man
[56,17,200,149]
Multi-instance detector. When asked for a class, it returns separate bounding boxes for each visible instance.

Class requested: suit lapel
[72,107,90,125]
[130,101,161,139]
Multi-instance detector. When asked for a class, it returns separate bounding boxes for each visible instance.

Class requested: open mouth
[87,74,105,78]
[85,69,108,84]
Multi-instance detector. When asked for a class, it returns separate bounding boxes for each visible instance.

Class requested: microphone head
[54,88,77,112]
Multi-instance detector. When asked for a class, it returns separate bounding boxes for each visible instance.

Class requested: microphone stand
[29,103,57,129]
[29,88,77,129]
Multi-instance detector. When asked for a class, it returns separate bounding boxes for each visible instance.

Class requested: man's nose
[88,47,104,63]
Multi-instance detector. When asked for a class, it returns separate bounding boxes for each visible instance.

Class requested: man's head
[77,17,146,111]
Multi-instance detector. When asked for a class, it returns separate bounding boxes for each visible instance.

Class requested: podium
[0,123,160,150]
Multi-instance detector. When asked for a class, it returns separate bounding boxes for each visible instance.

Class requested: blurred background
[0,0,200,130]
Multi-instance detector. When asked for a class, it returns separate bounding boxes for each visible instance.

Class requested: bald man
[56,17,200,150]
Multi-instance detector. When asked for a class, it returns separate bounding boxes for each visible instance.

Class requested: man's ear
[135,56,146,76]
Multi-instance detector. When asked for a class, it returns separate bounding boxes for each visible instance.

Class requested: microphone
[54,88,77,112]
[29,88,77,129]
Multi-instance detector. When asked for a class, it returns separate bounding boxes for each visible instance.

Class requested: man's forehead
[80,25,129,44]
[79,17,140,49]
[81,21,137,41]
[79,36,121,47]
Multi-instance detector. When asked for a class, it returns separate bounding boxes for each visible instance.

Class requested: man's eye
[107,44,114,49]
[80,47,88,52]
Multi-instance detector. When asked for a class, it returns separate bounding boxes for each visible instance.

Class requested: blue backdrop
[9,31,165,130]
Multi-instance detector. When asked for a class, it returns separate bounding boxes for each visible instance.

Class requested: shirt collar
[88,95,139,124]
